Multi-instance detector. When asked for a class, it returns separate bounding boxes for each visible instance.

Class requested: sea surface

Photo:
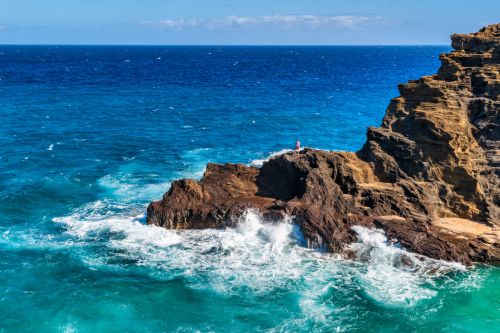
[0,46,498,332]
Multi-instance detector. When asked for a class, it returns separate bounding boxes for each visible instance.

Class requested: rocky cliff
[147,24,500,264]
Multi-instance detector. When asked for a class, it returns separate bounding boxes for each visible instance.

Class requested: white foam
[60,323,77,333]
[52,200,469,315]
[349,226,465,307]
[54,206,332,291]
[47,144,54,151]
[53,200,181,250]
[249,148,293,167]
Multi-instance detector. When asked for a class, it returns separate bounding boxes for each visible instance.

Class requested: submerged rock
[148,24,500,264]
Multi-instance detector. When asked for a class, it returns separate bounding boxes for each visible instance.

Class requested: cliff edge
[147,24,500,264]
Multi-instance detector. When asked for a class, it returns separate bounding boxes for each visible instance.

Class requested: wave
[51,200,470,313]
[249,148,293,167]
[51,204,346,327]
[349,226,465,307]
[55,206,320,288]
[53,200,180,248]
[97,174,171,203]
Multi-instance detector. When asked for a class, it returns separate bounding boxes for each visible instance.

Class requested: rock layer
[147,24,500,264]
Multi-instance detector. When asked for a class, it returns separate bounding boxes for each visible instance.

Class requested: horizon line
[0,43,450,47]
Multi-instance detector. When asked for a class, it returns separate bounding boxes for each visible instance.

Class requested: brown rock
[147,23,500,265]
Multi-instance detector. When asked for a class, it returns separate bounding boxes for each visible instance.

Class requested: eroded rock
[147,24,500,264]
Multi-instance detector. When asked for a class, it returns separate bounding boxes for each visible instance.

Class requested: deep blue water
[1,46,499,332]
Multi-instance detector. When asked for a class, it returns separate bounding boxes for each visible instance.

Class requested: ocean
[0,45,498,332]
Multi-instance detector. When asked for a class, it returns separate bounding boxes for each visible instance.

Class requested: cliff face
[147,24,500,264]
[361,24,500,224]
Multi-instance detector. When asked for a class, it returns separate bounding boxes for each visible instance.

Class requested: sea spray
[249,149,293,167]
[54,203,466,307]
[349,226,465,307]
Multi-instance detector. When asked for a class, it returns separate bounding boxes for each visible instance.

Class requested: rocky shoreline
[147,24,500,265]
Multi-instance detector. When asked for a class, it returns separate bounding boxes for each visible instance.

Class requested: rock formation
[147,24,500,264]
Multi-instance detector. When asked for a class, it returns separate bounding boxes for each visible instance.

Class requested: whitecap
[53,200,181,250]
[54,206,334,293]
[249,148,293,167]
[349,226,465,307]
[51,198,471,316]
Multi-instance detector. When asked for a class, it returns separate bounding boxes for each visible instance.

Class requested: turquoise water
[0,46,498,332]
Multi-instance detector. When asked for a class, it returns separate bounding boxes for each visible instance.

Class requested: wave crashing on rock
[147,24,500,264]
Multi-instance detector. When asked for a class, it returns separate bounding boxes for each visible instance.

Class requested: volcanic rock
[147,24,500,264]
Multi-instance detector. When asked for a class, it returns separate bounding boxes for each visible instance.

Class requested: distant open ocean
[0,45,498,332]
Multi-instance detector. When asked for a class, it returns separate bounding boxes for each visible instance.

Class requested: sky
[0,0,498,45]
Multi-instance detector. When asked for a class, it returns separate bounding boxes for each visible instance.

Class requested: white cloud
[144,15,385,30]
[152,18,200,29]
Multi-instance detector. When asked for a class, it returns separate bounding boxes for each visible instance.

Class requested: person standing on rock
[295,140,301,151]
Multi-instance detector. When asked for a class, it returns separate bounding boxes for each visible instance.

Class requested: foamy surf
[349,226,465,307]
[51,199,469,312]
[53,200,181,249]
[249,148,293,167]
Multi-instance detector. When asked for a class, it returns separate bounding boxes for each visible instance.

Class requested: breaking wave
[249,149,293,167]
[349,226,465,307]
[52,201,469,314]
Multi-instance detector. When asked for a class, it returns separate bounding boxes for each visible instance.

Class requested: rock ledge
[147,24,500,264]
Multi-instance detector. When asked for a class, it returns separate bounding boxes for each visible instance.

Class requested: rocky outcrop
[147,24,500,264]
